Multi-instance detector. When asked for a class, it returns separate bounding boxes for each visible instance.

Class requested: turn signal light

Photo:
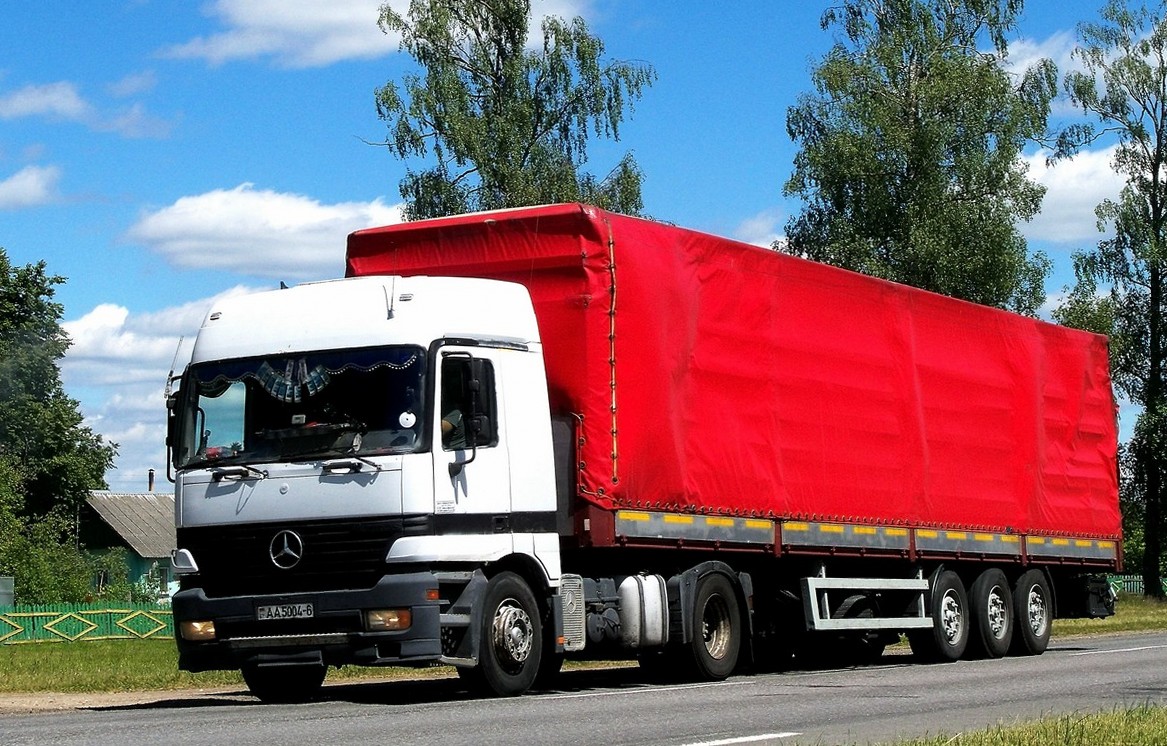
[365,609,412,631]
[179,620,217,641]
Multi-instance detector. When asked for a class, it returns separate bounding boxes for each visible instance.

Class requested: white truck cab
[169,276,562,700]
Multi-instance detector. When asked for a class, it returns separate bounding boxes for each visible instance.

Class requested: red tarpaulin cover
[347,204,1120,539]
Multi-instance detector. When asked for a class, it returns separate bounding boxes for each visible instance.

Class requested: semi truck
[169,203,1120,702]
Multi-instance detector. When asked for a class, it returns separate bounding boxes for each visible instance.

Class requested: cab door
[432,348,511,521]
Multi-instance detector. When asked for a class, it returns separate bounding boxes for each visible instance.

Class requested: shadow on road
[83,655,920,713]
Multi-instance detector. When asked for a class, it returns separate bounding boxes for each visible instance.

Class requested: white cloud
[0,164,61,209]
[163,0,594,68]
[163,0,398,68]
[1005,30,1078,79]
[62,287,260,491]
[98,102,173,139]
[731,208,785,248]
[125,184,403,279]
[108,71,158,98]
[0,81,91,121]
[1022,146,1125,245]
[1004,31,1090,117]
[0,80,169,138]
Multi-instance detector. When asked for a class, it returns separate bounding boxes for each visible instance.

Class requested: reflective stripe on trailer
[1027,536,1118,561]
[614,510,774,545]
[782,521,911,551]
[611,509,1118,563]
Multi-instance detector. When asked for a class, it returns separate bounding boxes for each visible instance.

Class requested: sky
[0,0,1132,492]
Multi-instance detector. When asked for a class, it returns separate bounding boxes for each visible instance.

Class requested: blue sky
[0,1,1129,491]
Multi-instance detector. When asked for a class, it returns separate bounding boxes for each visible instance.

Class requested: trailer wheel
[688,573,741,679]
[1009,569,1051,656]
[466,571,542,696]
[834,595,887,664]
[908,569,968,662]
[241,664,325,703]
[970,568,1013,658]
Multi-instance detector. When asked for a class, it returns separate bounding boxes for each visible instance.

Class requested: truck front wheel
[689,573,741,679]
[241,663,326,703]
[466,571,543,696]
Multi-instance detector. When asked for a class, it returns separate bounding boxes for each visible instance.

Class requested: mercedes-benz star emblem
[269,530,304,570]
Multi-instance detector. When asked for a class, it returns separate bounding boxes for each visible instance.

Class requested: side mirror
[165,392,180,484]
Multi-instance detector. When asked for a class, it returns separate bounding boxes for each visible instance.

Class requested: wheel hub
[702,595,732,660]
[492,599,534,669]
[986,587,1008,639]
[1027,587,1048,637]
[940,589,963,644]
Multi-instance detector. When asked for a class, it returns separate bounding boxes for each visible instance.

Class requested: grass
[1055,592,1167,636]
[889,705,1167,745]
[1,593,1164,694]
[0,638,453,694]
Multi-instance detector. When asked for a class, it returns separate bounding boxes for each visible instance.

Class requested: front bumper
[172,571,443,672]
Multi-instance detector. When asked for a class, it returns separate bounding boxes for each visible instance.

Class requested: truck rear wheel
[688,573,741,679]
[908,569,968,662]
[467,571,543,696]
[1010,569,1051,656]
[241,663,326,703]
[970,568,1013,658]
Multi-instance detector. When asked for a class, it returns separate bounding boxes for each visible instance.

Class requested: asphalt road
[3,632,1166,746]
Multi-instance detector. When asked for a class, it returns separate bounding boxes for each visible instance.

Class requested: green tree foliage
[0,248,117,603]
[1053,0,1167,597]
[784,0,1054,315]
[375,0,655,219]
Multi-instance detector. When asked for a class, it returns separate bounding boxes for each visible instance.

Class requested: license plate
[256,602,314,621]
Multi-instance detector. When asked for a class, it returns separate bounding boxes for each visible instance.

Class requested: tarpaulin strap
[603,217,620,488]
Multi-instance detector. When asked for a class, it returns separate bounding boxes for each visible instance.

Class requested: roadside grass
[1,592,1164,694]
[1055,592,1167,636]
[890,705,1167,745]
[0,639,452,693]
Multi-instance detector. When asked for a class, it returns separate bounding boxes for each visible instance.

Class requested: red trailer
[348,203,1119,544]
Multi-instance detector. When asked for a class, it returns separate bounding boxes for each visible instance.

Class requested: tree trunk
[1143,262,1165,598]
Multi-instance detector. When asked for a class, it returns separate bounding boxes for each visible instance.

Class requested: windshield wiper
[321,454,382,474]
[210,464,268,482]
[258,419,366,440]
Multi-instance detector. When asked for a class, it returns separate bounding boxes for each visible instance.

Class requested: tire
[688,573,741,680]
[471,571,543,696]
[834,594,887,664]
[908,569,969,662]
[969,568,1013,658]
[1010,569,1052,656]
[241,664,326,703]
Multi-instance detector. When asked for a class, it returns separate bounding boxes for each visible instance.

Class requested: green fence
[1110,574,1167,596]
[0,603,173,644]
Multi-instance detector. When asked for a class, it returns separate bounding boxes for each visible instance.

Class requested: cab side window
[440,357,498,450]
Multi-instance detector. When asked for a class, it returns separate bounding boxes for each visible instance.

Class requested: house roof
[86,491,176,559]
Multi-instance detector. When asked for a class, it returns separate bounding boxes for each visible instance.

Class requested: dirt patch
[0,687,251,714]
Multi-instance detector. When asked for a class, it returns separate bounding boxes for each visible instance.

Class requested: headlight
[365,609,411,631]
[179,620,217,641]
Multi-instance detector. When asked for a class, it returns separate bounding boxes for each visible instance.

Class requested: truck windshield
[174,346,426,469]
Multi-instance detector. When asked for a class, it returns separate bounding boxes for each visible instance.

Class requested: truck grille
[178,515,432,598]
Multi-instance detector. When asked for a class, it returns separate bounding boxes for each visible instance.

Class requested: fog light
[179,620,217,641]
[365,609,412,631]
